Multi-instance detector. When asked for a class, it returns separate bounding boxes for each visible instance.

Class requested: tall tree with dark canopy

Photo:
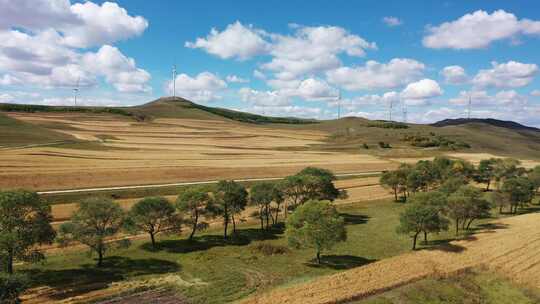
[474,158,497,191]
[501,177,535,214]
[286,200,346,264]
[397,201,448,250]
[215,180,248,239]
[177,186,213,240]
[57,198,127,267]
[125,196,181,249]
[0,190,55,274]
[250,182,275,230]
[380,170,401,201]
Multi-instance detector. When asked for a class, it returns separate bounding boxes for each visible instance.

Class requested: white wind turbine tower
[73,77,80,106]
[336,89,341,119]
[401,96,407,123]
[388,98,393,121]
[172,65,177,97]
[467,92,472,119]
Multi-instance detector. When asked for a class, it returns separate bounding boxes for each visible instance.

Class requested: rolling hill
[1,97,540,159]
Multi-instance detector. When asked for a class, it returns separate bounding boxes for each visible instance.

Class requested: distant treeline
[367,121,409,129]
[0,103,133,117]
[188,103,318,124]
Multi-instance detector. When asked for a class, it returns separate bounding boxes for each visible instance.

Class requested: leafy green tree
[380,171,401,201]
[250,182,275,230]
[125,197,181,248]
[286,200,346,264]
[493,158,522,189]
[448,159,475,180]
[57,198,127,266]
[432,156,455,181]
[271,185,285,224]
[438,176,467,195]
[406,191,448,243]
[176,186,213,240]
[446,186,491,235]
[528,165,540,195]
[214,180,248,239]
[397,202,448,250]
[489,191,510,214]
[501,177,535,214]
[474,158,497,191]
[0,190,55,274]
[0,273,29,304]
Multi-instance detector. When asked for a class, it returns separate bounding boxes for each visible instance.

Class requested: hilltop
[1,97,540,159]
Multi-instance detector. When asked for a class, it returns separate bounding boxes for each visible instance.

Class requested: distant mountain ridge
[432,118,540,133]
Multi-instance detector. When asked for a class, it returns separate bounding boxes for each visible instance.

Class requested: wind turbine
[73,77,80,106]
[467,92,472,119]
[336,89,341,119]
[401,96,407,123]
[388,98,393,121]
[172,65,177,97]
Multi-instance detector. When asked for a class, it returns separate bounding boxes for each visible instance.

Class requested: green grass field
[20,197,538,304]
[358,269,540,304]
[0,112,73,147]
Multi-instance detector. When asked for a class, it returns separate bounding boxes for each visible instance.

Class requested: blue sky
[1,1,540,126]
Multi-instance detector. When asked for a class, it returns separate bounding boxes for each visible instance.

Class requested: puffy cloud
[83,45,151,93]
[0,0,80,30]
[263,25,376,81]
[238,88,290,107]
[441,65,469,84]
[326,58,425,91]
[245,104,323,119]
[62,1,148,48]
[382,16,403,27]
[287,78,338,101]
[0,1,148,48]
[0,1,151,93]
[531,90,540,97]
[185,21,269,60]
[253,70,266,80]
[423,10,540,49]
[226,75,249,83]
[472,61,538,88]
[449,89,528,107]
[167,72,227,102]
[400,79,443,105]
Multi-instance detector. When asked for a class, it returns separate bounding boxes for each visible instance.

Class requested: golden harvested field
[0,113,394,190]
[239,212,540,304]
[49,177,389,222]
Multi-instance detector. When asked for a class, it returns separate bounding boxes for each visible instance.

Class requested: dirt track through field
[239,212,540,304]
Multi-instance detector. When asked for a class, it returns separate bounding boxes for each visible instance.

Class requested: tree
[271,185,284,224]
[0,273,29,304]
[57,198,126,267]
[404,191,448,243]
[250,182,275,230]
[438,176,467,195]
[397,202,448,250]
[489,191,510,214]
[298,167,344,201]
[493,158,522,189]
[125,197,181,249]
[446,186,491,235]
[528,165,540,195]
[0,190,55,274]
[380,171,401,201]
[286,200,346,264]
[214,180,248,239]
[474,159,497,191]
[177,186,213,240]
[501,177,535,214]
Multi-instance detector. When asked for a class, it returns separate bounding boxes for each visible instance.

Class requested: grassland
[18,195,540,304]
[357,269,540,304]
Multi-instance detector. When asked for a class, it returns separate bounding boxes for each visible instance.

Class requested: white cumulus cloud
[472,61,538,88]
[167,72,227,103]
[382,16,403,27]
[401,79,443,105]
[423,10,540,49]
[326,58,425,91]
[441,65,469,84]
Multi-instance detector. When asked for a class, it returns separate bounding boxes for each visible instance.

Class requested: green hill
[0,112,73,147]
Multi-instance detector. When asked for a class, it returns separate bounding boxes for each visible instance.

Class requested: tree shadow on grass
[23,256,180,301]
[425,239,467,253]
[306,255,376,270]
[143,226,284,254]
[339,213,370,225]
[472,222,509,233]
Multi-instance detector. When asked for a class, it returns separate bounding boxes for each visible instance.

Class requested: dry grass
[239,212,540,304]
[0,113,393,190]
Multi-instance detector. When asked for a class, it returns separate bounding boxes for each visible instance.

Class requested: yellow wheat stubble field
[239,212,540,304]
[0,113,394,190]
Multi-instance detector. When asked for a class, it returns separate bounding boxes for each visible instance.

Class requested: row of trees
[388,158,540,250]
[0,166,345,302]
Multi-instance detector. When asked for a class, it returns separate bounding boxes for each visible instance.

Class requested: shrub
[251,242,290,256]
[0,273,29,304]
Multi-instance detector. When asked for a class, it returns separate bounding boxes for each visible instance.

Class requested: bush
[251,242,290,256]
[362,143,369,149]
[0,273,29,304]
[367,122,409,129]
[378,142,391,149]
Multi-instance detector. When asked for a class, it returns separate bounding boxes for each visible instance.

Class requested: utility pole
[337,89,341,119]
